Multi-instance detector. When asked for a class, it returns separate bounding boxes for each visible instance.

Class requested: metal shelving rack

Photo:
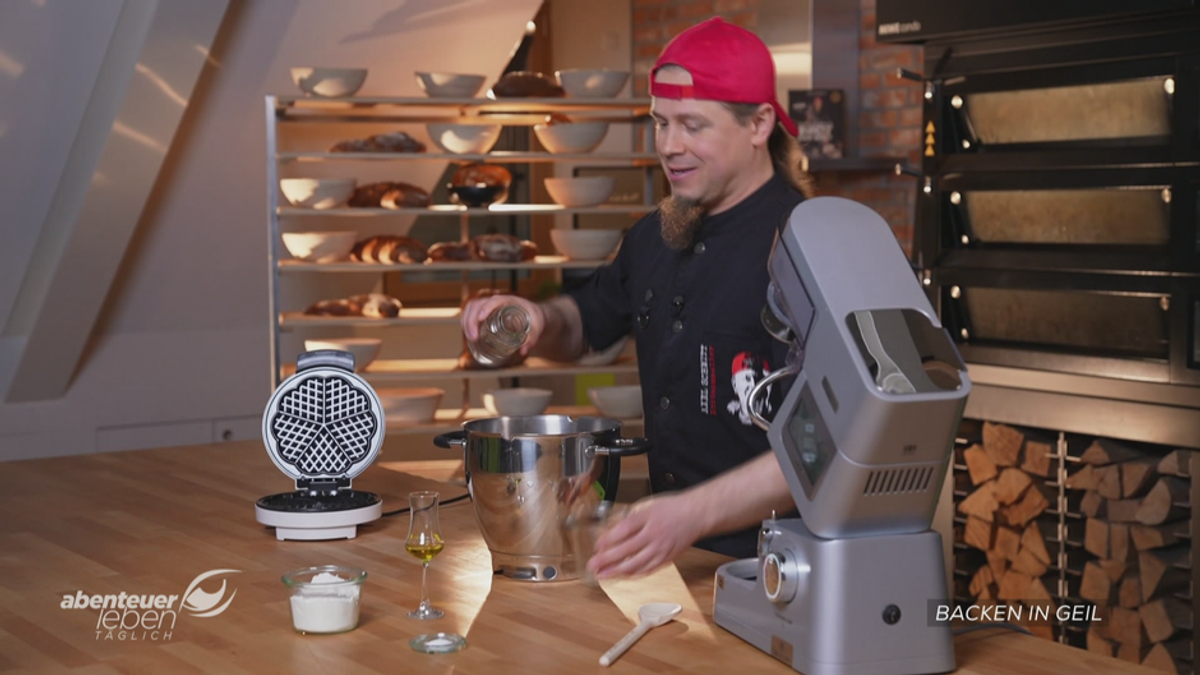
[265,94,655,435]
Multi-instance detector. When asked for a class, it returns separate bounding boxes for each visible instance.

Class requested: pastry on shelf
[351,235,429,264]
[451,164,512,189]
[519,240,539,260]
[302,293,402,318]
[303,298,363,316]
[447,163,512,207]
[471,233,538,263]
[348,181,431,208]
[352,293,403,318]
[329,131,426,153]
[428,241,473,261]
[488,71,565,98]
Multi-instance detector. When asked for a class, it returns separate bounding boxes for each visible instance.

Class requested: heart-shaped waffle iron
[256,350,386,540]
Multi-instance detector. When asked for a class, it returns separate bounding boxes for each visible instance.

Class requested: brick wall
[632,0,758,96]
[833,0,922,254]
[630,0,923,255]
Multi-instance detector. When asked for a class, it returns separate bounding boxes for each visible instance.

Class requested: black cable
[381,492,471,518]
[952,622,1033,637]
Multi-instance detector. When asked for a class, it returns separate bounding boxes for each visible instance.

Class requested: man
[461,17,812,577]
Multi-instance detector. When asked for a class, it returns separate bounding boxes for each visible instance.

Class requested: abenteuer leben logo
[60,569,241,641]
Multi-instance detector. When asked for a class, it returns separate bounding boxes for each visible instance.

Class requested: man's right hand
[461,294,545,356]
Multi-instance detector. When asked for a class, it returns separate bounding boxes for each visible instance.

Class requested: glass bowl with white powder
[281,565,367,634]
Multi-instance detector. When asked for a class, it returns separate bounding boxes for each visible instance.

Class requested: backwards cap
[650,17,798,136]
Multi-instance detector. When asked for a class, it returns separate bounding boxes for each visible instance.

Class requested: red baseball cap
[651,17,798,136]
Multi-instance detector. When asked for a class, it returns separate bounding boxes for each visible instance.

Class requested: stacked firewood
[1068,440,1193,674]
[957,422,1058,640]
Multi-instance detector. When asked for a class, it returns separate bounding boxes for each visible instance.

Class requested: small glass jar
[281,565,367,634]
[468,305,531,367]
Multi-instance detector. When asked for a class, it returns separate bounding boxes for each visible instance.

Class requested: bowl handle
[434,430,467,448]
[749,366,796,431]
[591,437,651,457]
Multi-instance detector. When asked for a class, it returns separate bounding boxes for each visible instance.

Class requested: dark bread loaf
[349,182,430,208]
[329,132,426,153]
[348,293,403,318]
[303,298,364,316]
[490,71,564,98]
[519,239,539,261]
[450,163,513,188]
[471,233,524,262]
[303,293,402,318]
[381,185,432,209]
[428,241,473,262]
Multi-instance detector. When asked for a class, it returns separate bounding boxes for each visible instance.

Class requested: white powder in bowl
[311,572,350,584]
[289,572,362,634]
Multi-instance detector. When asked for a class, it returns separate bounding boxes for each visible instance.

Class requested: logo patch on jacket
[700,344,773,425]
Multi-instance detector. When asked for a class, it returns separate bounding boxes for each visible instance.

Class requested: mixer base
[491,552,577,582]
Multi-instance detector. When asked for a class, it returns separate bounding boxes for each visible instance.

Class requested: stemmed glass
[405,491,467,654]
[405,491,446,620]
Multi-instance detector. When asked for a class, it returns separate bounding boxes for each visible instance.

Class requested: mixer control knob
[762,550,801,604]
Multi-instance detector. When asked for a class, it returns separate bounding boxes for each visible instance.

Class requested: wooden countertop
[0,441,1156,674]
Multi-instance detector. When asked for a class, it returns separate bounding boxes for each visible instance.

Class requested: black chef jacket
[567,172,805,558]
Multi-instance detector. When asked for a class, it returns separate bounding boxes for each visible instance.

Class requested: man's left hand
[587,493,705,579]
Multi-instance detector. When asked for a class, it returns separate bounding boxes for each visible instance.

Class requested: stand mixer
[713,197,970,675]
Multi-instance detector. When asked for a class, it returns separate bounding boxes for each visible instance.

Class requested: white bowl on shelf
[555,69,630,98]
[578,336,629,366]
[533,121,609,154]
[304,338,382,372]
[426,123,503,154]
[415,72,486,98]
[588,385,642,419]
[290,67,367,98]
[483,388,554,417]
[376,387,444,424]
[281,231,357,262]
[544,176,615,207]
[279,178,356,209]
[550,228,623,261]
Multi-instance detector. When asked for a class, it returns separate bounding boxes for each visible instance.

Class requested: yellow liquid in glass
[406,537,445,563]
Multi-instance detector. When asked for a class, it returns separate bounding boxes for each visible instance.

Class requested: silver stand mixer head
[713,197,970,675]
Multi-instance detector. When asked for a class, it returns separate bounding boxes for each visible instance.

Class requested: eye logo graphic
[181,569,240,618]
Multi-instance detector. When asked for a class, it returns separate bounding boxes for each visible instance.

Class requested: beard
[658,194,705,250]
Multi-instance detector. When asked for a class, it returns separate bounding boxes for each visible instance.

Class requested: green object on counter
[592,480,606,500]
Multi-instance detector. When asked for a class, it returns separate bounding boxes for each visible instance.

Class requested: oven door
[932,266,1200,386]
[921,166,1200,273]
[928,39,1200,169]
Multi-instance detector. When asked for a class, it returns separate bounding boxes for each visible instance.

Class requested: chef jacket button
[660,396,670,410]
[672,320,683,333]
[645,289,654,302]
[694,242,706,254]
[672,295,684,306]
[664,472,676,485]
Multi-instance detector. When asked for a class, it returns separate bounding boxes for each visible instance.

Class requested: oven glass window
[963,189,1170,245]
[962,288,1169,359]
[965,77,1172,144]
